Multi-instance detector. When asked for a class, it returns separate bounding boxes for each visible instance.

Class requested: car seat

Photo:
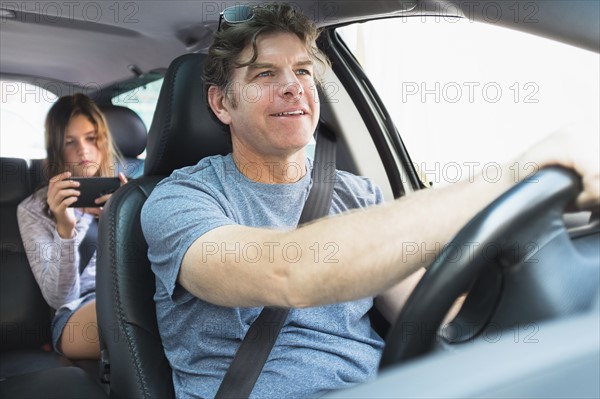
[0,157,107,398]
[99,105,147,179]
[95,53,231,399]
[0,158,56,372]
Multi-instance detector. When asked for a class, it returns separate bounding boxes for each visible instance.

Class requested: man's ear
[207,86,232,125]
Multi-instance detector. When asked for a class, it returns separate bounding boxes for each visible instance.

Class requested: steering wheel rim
[379,166,582,370]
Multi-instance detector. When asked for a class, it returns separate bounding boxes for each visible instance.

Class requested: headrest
[100,105,147,158]
[144,54,232,176]
[0,158,31,206]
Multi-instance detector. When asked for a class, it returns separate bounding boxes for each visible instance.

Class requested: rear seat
[0,105,146,397]
[0,157,107,398]
[0,158,54,369]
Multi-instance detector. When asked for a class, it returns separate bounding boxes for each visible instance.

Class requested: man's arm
[180,167,513,308]
[375,268,425,323]
[375,269,467,325]
[179,129,599,309]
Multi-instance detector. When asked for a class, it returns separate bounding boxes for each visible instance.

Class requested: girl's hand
[84,173,129,218]
[47,171,80,238]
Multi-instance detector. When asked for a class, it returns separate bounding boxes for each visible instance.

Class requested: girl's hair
[43,93,121,182]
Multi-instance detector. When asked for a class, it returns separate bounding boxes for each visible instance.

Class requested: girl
[18,93,127,359]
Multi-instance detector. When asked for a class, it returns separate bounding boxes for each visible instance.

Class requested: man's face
[219,32,320,159]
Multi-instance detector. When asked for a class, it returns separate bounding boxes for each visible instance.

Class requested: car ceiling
[0,0,598,89]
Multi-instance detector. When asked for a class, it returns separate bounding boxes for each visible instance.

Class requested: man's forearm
[183,166,515,308]
[282,167,515,308]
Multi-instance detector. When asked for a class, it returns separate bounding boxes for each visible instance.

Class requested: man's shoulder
[142,154,236,216]
[332,169,383,208]
[334,169,379,192]
[140,154,235,240]
[155,154,232,189]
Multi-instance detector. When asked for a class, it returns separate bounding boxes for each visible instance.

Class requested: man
[141,3,599,398]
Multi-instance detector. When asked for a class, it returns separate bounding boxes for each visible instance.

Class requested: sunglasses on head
[217,5,256,31]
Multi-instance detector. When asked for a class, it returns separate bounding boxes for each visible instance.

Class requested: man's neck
[231,148,308,184]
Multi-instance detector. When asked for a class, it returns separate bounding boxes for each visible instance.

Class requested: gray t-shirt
[141,154,385,398]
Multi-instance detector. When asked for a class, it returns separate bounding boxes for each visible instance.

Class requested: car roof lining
[2,1,596,89]
[415,0,599,53]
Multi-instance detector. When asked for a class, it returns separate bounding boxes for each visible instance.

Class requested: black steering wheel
[380,166,599,369]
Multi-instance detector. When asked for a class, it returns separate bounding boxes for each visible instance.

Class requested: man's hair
[202,3,330,128]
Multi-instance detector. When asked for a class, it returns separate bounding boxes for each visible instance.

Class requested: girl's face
[62,114,103,177]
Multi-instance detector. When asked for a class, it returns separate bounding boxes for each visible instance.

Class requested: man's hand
[517,121,600,211]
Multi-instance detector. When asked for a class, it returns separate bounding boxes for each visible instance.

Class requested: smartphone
[67,177,121,208]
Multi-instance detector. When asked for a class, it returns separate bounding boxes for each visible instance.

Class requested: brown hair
[202,3,330,127]
[43,93,121,182]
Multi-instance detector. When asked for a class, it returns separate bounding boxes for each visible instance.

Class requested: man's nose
[280,72,303,101]
[283,82,303,101]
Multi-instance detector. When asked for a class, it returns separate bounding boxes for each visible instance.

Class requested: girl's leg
[57,299,100,360]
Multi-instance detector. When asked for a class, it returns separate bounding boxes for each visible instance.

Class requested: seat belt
[78,216,112,384]
[79,217,98,274]
[215,125,337,399]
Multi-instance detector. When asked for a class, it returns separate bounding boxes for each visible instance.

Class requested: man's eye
[257,71,273,78]
[296,69,311,75]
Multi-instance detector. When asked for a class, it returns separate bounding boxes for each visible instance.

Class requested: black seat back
[0,158,52,352]
[0,157,108,397]
[96,176,169,399]
[100,105,147,179]
[96,53,231,399]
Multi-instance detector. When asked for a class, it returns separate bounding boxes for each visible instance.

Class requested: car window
[1,80,58,159]
[112,78,164,133]
[337,17,599,187]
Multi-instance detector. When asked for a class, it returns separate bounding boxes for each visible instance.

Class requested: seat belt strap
[298,124,337,223]
[215,124,337,399]
[78,217,111,385]
[79,217,98,274]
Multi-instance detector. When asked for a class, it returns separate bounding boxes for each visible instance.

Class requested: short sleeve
[331,170,385,214]
[141,174,236,299]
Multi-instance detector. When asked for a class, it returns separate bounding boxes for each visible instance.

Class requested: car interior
[0,100,149,399]
[1,1,598,398]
